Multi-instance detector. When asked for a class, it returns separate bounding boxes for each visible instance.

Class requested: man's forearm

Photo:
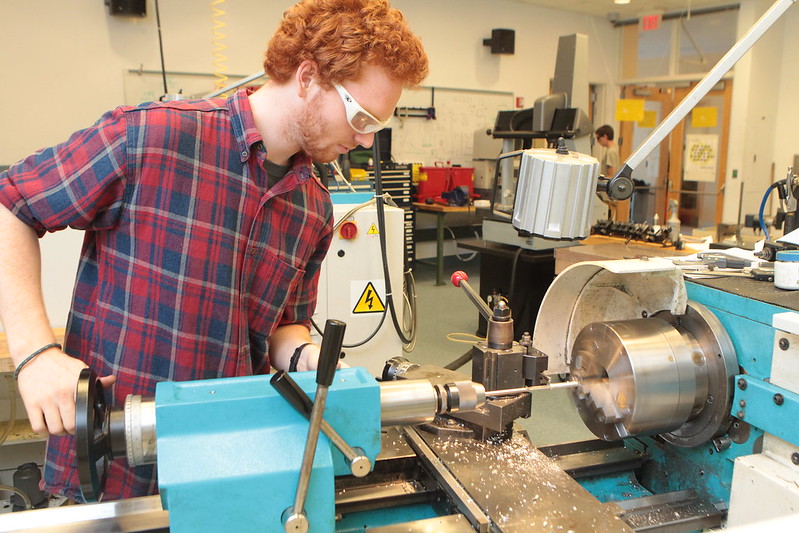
[0,204,57,364]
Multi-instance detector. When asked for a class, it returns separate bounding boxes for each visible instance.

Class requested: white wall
[0,0,619,328]
[723,0,798,225]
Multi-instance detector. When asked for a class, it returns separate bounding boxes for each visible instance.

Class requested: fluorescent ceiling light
[614,0,631,4]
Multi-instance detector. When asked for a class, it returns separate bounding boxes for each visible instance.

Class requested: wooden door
[617,81,733,228]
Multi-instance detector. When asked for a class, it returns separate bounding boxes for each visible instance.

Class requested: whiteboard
[390,86,513,167]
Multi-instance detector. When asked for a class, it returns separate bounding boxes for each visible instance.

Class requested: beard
[294,91,339,163]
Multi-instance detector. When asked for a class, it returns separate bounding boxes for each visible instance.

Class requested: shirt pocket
[247,250,305,337]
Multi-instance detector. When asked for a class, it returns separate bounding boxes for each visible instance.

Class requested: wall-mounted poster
[684,134,718,182]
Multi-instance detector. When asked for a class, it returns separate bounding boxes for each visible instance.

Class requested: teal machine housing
[155,367,381,532]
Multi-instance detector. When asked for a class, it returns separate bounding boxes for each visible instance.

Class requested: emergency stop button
[339,221,358,240]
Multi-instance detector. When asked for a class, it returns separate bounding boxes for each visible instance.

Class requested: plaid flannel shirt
[0,89,333,500]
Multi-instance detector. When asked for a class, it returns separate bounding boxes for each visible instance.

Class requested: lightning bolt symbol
[365,289,374,309]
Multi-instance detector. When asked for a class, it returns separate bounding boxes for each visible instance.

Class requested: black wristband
[288,343,313,372]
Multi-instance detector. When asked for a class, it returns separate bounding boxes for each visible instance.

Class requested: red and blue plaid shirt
[0,89,333,500]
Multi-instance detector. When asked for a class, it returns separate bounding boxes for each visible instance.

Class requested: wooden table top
[412,202,474,213]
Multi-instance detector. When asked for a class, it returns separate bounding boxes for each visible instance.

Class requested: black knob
[317,320,346,387]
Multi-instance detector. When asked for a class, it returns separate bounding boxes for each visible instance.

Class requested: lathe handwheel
[75,368,112,502]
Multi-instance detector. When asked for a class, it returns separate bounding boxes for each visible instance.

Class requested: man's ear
[295,60,319,98]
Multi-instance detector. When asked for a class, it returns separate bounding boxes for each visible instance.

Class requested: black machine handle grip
[317,319,346,387]
[270,370,313,418]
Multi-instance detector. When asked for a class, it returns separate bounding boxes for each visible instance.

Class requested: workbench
[413,203,475,285]
[554,234,692,274]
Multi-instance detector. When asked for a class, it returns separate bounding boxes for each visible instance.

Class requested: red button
[339,221,358,240]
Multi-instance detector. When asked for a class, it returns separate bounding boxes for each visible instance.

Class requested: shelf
[1,419,46,446]
[1,330,64,445]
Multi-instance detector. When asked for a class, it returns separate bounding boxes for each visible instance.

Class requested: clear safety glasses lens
[334,83,389,134]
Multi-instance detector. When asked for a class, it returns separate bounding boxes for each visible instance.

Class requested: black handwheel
[75,368,112,502]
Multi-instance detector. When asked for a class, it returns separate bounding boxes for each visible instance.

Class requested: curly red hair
[264,0,428,87]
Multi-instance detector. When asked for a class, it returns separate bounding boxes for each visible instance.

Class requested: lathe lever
[283,319,347,533]
[271,370,371,477]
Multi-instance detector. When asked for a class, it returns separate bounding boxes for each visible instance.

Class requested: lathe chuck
[570,301,737,447]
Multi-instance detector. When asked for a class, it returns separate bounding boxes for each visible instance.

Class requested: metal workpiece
[570,301,737,445]
[378,379,486,426]
[485,379,579,398]
[124,395,157,467]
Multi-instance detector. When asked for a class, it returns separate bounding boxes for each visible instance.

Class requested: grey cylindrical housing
[379,379,486,426]
[125,395,158,467]
[380,380,439,426]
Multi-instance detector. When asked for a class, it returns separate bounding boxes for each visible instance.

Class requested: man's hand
[16,347,115,436]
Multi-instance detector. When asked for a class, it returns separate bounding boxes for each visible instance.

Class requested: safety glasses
[333,83,391,134]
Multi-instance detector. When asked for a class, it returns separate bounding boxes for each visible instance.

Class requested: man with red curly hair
[0,0,427,501]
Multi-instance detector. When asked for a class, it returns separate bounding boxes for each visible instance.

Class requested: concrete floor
[408,255,595,446]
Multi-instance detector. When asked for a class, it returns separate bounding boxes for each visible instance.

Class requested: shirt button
[241,150,249,158]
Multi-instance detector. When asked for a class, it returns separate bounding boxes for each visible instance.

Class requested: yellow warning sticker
[367,223,379,235]
[352,282,386,314]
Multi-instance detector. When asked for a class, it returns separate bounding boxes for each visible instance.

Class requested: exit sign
[640,12,663,31]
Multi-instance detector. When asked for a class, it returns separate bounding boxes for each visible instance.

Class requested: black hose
[508,246,523,306]
[373,135,414,345]
[311,308,388,349]
[443,348,473,371]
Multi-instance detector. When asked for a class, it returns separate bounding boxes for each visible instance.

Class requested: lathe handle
[270,371,313,417]
[317,319,346,387]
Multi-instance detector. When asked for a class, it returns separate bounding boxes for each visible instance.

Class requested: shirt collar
[227,88,263,163]
[227,87,314,182]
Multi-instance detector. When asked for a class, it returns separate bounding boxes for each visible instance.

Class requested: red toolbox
[413,166,474,202]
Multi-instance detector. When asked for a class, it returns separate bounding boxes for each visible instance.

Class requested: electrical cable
[443,348,473,371]
[372,135,414,345]
[311,310,387,349]
[154,0,169,96]
[210,0,229,91]
[443,226,477,261]
[446,332,486,343]
[0,374,17,447]
[333,199,376,232]
[329,160,358,193]
[759,181,781,241]
[401,268,417,352]
[508,245,524,307]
